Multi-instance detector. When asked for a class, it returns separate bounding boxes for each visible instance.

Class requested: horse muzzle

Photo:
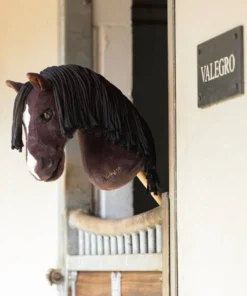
[28,153,65,182]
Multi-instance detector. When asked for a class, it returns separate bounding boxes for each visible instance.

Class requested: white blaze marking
[23,104,30,134]
[23,104,41,180]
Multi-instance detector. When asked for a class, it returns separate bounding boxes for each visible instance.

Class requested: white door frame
[163,0,178,295]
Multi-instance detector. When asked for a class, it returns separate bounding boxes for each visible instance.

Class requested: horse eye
[42,108,53,122]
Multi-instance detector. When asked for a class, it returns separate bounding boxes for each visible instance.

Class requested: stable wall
[176,1,247,295]
[0,1,59,295]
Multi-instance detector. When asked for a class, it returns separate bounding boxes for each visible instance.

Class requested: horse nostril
[42,158,52,168]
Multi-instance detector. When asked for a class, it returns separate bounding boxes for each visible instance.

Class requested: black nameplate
[198,26,244,108]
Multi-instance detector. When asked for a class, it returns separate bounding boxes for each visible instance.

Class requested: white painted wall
[92,0,133,218]
[0,1,59,295]
[176,1,247,295]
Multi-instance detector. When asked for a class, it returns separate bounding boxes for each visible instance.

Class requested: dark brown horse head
[6,74,67,181]
[6,65,159,194]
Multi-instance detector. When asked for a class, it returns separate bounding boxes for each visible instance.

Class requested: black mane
[12,64,159,193]
[11,81,33,152]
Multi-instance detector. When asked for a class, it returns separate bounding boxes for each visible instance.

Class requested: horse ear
[26,73,52,91]
[5,80,23,93]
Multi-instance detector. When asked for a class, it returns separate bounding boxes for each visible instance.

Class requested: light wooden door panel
[70,272,162,296]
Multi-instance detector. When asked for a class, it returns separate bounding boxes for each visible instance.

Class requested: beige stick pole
[137,171,162,205]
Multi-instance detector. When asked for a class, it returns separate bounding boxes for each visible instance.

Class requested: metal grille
[78,224,162,256]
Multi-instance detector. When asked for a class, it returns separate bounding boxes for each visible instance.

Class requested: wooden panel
[74,271,162,296]
[121,272,162,296]
[75,272,111,296]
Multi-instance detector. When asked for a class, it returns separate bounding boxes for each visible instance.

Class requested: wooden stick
[137,171,162,205]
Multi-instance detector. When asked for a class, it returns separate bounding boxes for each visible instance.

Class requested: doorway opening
[132,0,169,214]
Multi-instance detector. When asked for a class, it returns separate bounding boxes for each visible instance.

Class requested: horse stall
[46,194,169,295]
[58,194,169,296]
[43,1,170,295]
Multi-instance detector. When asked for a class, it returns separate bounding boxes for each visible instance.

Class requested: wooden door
[70,272,162,296]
